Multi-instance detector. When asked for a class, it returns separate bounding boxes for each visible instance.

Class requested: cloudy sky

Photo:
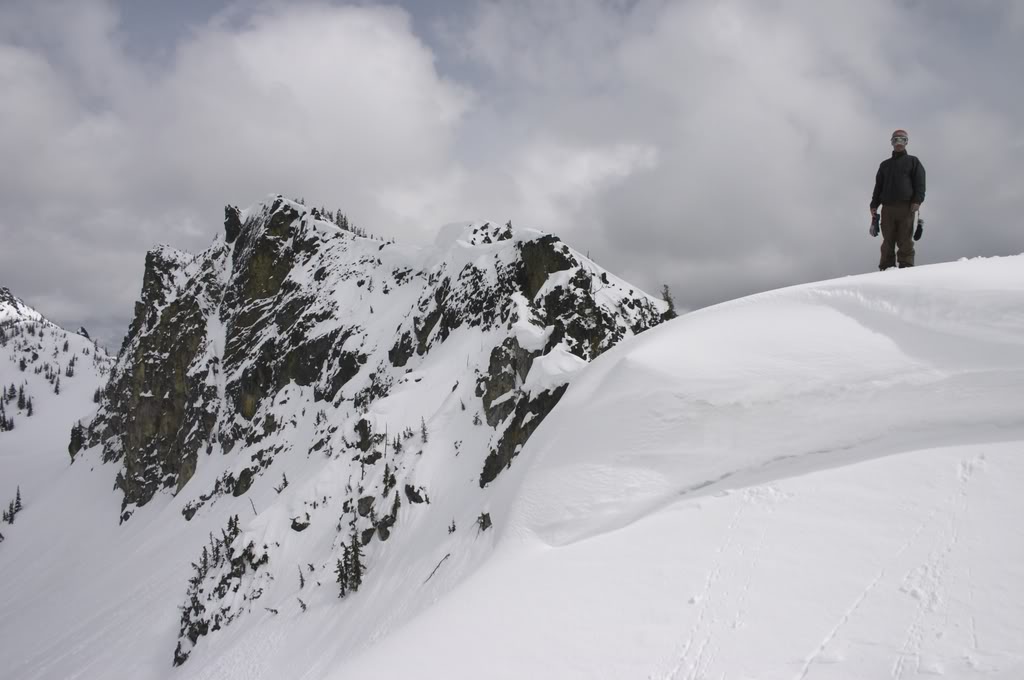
[1,0,1021,349]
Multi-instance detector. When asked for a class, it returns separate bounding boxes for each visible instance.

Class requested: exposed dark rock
[476,337,537,427]
[354,418,373,452]
[388,331,415,368]
[360,528,375,546]
[480,385,568,487]
[232,468,254,497]
[404,484,425,504]
[224,205,242,244]
[518,236,574,300]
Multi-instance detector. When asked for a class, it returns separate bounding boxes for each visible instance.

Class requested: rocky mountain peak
[72,194,669,663]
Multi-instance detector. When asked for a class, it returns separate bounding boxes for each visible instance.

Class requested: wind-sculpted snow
[511,255,1024,546]
[69,194,666,664]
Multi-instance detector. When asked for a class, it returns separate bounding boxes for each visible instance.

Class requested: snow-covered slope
[2,235,1021,679]
[334,255,1024,680]
[0,288,112,523]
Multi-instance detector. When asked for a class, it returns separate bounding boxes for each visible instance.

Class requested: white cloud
[0,0,1021,347]
[0,1,472,346]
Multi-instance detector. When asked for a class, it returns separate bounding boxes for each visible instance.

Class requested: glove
[869,213,880,237]
[911,203,920,213]
[914,216,924,241]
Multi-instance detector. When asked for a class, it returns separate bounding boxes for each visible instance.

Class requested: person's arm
[870,164,883,213]
[912,158,926,206]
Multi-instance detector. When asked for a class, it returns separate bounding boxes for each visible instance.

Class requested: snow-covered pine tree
[348,522,364,591]
[660,284,678,320]
[335,556,348,597]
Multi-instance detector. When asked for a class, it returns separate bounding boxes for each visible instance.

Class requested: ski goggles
[891,135,909,145]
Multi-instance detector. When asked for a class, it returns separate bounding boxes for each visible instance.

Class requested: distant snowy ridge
[0,286,44,325]
[0,290,112,532]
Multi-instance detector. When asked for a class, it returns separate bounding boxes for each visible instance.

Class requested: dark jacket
[871,150,925,210]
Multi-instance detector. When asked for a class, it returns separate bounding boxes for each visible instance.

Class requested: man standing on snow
[869,129,926,269]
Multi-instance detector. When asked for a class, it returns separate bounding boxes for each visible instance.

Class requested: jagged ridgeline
[72,195,668,663]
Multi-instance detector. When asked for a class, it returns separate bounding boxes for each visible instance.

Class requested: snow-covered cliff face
[74,195,667,663]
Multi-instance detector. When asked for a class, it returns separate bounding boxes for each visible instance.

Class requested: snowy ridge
[0,286,44,325]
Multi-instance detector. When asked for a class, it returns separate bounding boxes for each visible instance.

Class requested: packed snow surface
[2,255,1023,680]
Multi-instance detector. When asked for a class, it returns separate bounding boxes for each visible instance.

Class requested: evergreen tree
[6,501,14,523]
[54,377,60,395]
[70,421,84,452]
[348,523,364,591]
[335,556,349,597]
[14,487,22,514]
[420,417,428,443]
[17,386,25,410]
[660,284,678,320]
[25,398,32,417]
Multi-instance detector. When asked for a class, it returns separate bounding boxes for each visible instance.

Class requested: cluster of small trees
[296,199,397,242]
[0,383,33,430]
[2,487,23,525]
[334,520,365,598]
[175,514,243,665]
[2,320,95,405]
[297,199,367,238]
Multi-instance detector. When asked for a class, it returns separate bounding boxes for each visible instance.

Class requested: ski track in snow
[655,486,788,680]
[642,448,1012,680]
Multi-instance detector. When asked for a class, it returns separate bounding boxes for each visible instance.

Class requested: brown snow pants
[879,202,916,270]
